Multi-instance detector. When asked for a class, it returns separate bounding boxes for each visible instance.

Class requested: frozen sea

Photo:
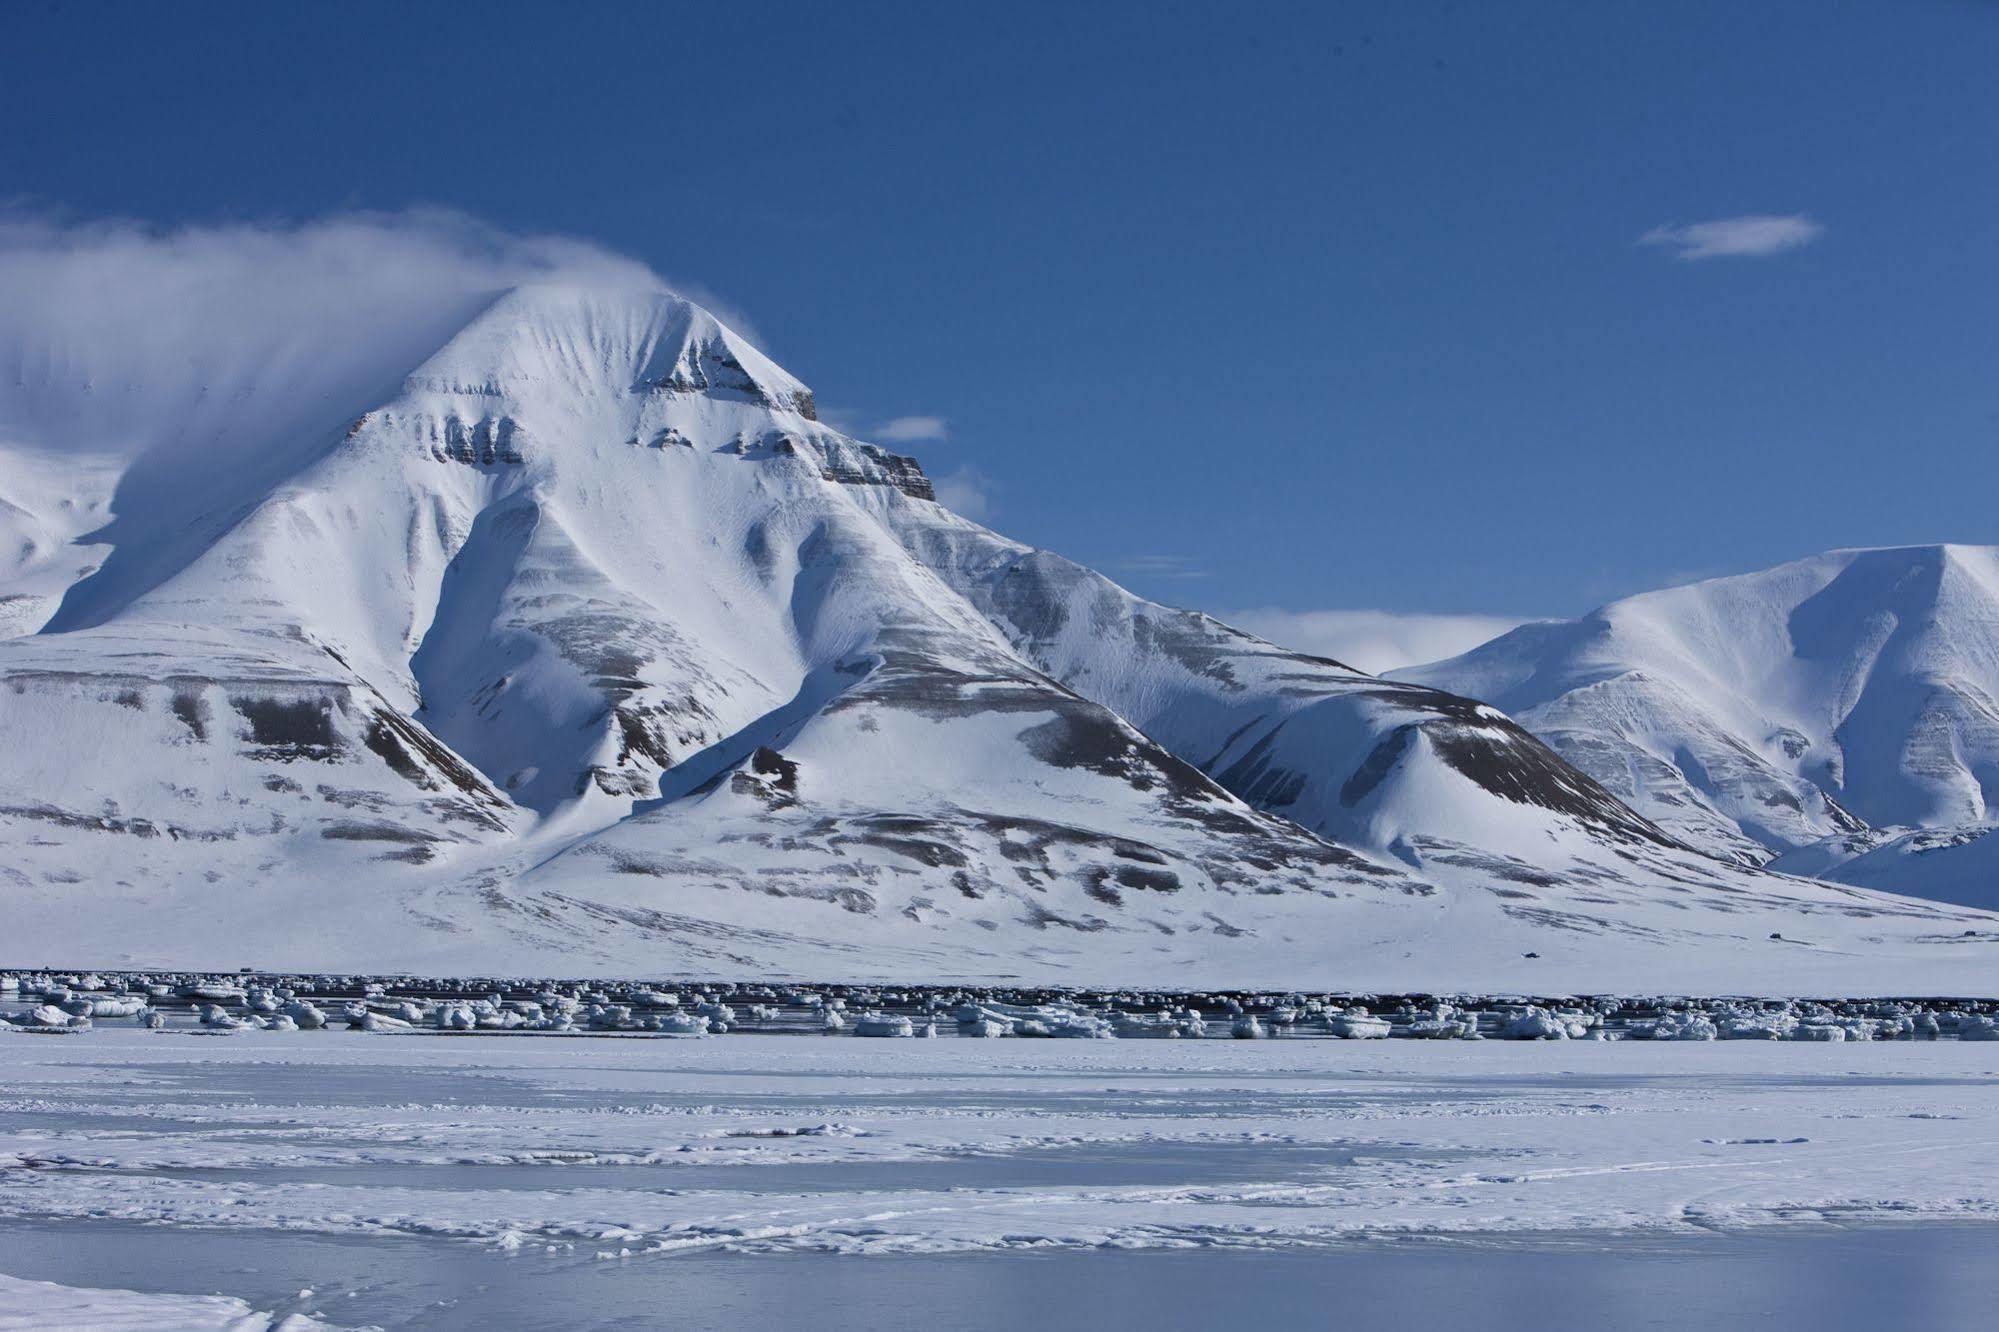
[5,1031,1999,1329]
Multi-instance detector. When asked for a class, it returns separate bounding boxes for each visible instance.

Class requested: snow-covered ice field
[6,1033,1999,1328]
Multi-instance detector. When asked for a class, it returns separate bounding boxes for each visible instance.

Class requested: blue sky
[4,1,1995,661]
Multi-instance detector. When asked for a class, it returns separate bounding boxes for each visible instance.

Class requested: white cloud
[876,415,949,443]
[931,464,993,519]
[1639,213,1824,261]
[1219,608,1531,675]
[0,208,681,458]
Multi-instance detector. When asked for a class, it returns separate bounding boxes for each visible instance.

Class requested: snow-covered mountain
[3,282,1994,990]
[1407,545,1999,906]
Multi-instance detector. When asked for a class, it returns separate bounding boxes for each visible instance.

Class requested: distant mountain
[1,284,1991,989]
[1408,545,1999,905]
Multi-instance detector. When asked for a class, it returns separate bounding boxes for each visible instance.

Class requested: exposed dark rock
[729,746,801,809]
[637,339,814,420]
[362,706,510,828]
[815,438,936,501]
[170,690,208,739]
[421,414,526,467]
[1219,726,1311,809]
[748,746,799,792]
[1113,863,1181,894]
[232,696,338,761]
[1421,711,1674,847]
[0,803,164,838]
[319,820,443,845]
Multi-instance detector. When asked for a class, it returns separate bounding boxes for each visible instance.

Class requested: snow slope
[890,512,1668,860]
[2,282,1994,989]
[1766,823,1999,910]
[1408,546,1999,903]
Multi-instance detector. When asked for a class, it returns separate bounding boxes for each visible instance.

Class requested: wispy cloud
[931,464,993,519]
[1639,213,1824,262]
[876,415,949,443]
[1218,607,1530,675]
[1116,555,1210,581]
[0,208,733,456]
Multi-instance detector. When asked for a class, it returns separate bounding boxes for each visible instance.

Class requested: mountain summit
[1409,544,1999,905]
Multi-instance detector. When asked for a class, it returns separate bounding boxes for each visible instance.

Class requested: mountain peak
[1412,541,1999,875]
[404,282,815,418]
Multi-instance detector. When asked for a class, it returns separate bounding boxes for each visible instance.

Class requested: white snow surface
[3,281,1998,989]
[0,1273,345,1332]
[1407,546,1999,905]
[7,1032,1999,1254]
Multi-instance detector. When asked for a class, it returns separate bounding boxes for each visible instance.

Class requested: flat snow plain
[7,1033,1999,1329]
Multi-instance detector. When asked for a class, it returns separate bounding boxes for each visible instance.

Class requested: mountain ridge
[1408,543,1999,905]
[2,282,1994,989]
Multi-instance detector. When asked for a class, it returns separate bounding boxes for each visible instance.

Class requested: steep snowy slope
[1767,824,1999,910]
[1407,546,1999,893]
[888,514,1670,862]
[0,283,1419,976]
[2,283,1995,989]
[0,445,118,639]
